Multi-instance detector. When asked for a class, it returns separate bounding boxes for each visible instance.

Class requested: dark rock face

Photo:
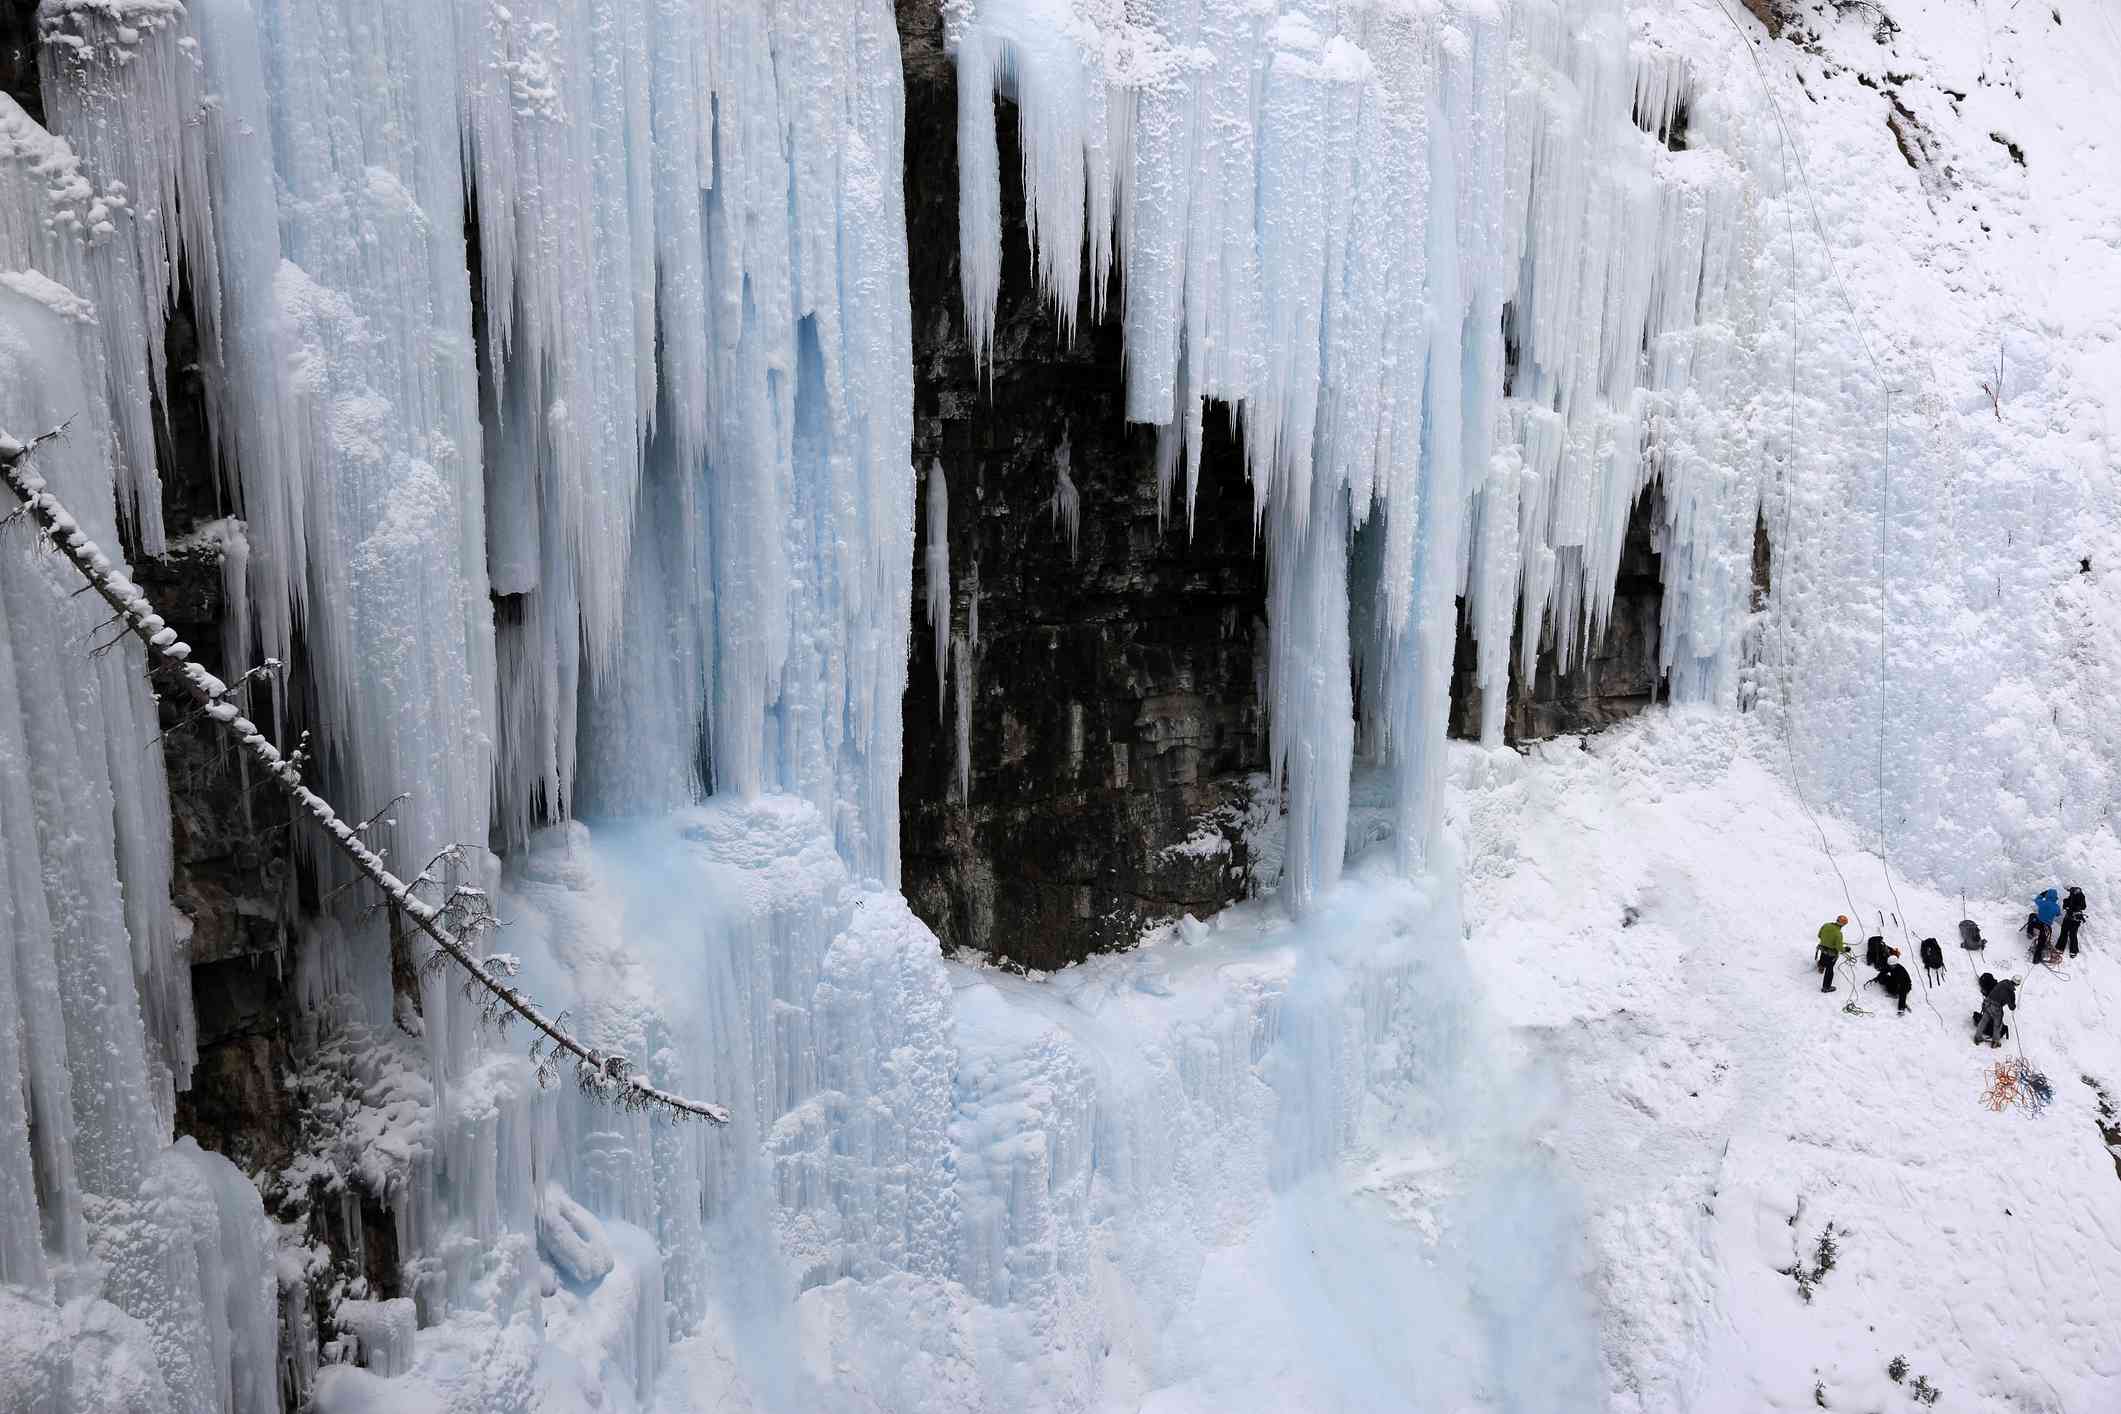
[1740,0,1792,39]
[1,0,39,125]
[133,278,300,1173]
[1447,491,1669,743]
[896,2,1268,971]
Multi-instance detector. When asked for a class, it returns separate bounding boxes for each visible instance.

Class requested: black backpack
[1919,937,1944,969]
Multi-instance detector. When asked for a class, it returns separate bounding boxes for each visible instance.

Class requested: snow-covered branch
[0,428,730,1125]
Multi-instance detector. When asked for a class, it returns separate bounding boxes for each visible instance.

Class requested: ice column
[927,461,951,713]
[0,264,272,1414]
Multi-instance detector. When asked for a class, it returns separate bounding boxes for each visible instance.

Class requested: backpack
[1919,937,1944,969]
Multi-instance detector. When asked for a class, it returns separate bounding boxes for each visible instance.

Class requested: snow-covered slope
[1458,708,2121,1411]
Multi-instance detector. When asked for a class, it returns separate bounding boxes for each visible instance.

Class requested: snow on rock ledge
[537,1184,616,1287]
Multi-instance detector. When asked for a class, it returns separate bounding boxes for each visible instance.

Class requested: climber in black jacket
[1974,973,2017,1048]
[2058,885,2087,958]
[1863,934,1894,974]
[1878,959,1914,1014]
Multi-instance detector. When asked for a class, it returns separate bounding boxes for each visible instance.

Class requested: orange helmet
[1836,915,1849,925]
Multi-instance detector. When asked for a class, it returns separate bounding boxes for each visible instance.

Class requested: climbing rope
[1981,1060,2022,1112]
[1980,1057,2053,1117]
[1724,0,1866,939]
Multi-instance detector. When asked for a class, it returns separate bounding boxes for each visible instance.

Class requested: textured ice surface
[466,805,1601,1413]
[8,1,912,1404]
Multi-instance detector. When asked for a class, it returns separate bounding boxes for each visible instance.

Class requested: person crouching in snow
[2025,909,2053,965]
[1974,973,2017,1048]
[1816,915,1850,992]
[1878,958,1914,1014]
[1863,933,1894,974]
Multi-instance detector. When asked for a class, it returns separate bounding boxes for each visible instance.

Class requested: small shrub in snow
[1909,1373,1941,1404]
[1888,1354,1909,1382]
[2083,1075,2121,1181]
[1780,1220,1843,1303]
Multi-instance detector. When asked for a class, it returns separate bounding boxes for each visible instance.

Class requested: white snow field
[0,0,2118,1410]
[1456,711,2121,1412]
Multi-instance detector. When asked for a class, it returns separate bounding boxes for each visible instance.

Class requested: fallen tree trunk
[2,426,729,1124]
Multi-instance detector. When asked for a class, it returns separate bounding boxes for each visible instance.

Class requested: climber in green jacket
[1815,915,1850,993]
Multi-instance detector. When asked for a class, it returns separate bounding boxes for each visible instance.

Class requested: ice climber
[2025,909,2053,965]
[1878,959,1914,1014]
[1918,936,1946,984]
[1974,973,2018,1047]
[1816,916,1850,992]
[2059,886,2088,958]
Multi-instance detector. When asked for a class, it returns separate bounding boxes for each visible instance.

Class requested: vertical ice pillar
[250,0,496,1082]
[926,461,951,713]
[1266,473,1355,912]
[694,0,915,885]
[0,276,274,1414]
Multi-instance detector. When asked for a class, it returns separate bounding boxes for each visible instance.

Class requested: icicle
[952,633,974,802]
[1051,436,1080,561]
[191,517,253,675]
[926,461,951,716]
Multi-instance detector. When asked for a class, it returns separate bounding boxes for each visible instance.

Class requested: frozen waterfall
[0,0,1803,1409]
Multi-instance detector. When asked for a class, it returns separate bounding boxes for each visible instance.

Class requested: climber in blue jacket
[2029,888,2063,963]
